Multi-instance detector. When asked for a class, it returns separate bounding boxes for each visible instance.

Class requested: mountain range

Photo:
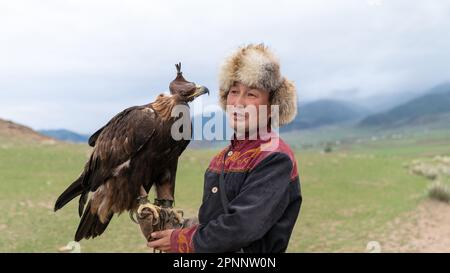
[38,129,90,143]
[281,99,370,132]
[2,83,450,144]
[359,83,450,128]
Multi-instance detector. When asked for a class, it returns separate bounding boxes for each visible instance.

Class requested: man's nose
[234,93,246,107]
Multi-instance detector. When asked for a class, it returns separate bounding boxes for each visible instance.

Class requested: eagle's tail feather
[78,192,88,217]
[54,175,84,212]
[75,201,113,242]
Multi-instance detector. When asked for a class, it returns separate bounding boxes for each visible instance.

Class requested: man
[149,44,302,253]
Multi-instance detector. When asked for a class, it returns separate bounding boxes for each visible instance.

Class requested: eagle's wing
[70,105,162,241]
[88,106,138,147]
[83,105,158,192]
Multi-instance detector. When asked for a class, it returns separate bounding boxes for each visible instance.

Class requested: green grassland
[1,128,450,252]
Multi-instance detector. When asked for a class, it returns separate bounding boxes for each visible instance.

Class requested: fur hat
[218,43,297,126]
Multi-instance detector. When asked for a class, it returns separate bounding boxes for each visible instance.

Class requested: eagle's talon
[129,210,139,224]
[172,209,184,225]
[137,203,160,225]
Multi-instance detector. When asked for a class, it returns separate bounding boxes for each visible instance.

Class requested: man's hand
[147,229,175,253]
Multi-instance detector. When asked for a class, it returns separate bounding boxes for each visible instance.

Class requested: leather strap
[154,199,174,208]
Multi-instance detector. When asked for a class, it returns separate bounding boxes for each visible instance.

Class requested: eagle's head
[169,63,209,102]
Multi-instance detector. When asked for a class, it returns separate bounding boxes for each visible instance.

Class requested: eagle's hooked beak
[188,85,210,99]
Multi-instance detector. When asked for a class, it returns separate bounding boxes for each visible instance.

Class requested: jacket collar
[230,127,277,150]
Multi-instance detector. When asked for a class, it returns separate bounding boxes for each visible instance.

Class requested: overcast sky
[1,0,449,133]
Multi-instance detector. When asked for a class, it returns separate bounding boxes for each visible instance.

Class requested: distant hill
[0,118,55,143]
[428,82,450,95]
[359,87,450,128]
[282,99,370,132]
[38,129,90,143]
[188,100,370,144]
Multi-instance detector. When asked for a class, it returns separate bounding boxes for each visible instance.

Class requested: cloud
[1,0,449,132]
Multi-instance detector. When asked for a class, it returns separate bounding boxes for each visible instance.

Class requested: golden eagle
[54,63,209,241]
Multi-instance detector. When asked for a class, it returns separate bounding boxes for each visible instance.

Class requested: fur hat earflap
[218,43,297,126]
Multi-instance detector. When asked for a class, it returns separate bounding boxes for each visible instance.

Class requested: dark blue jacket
[170,133,302,253]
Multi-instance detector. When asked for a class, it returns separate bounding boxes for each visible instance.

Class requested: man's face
[226,82,271,136]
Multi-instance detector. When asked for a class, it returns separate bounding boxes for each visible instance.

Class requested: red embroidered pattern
[170,225,198,253]
[207,135,299,180]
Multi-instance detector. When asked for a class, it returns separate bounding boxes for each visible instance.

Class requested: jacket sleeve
[170,225,198,253]
[191,152,295,252]
[169,217,200,253]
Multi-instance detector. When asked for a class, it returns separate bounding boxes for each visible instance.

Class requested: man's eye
[230,90,238,94]
[247,93,256,97]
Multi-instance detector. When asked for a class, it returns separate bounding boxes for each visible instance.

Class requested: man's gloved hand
[131,197,184,243]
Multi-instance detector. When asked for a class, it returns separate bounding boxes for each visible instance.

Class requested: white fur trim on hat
[218,43,297,126]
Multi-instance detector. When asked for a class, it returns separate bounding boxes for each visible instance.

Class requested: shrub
[324,143,333,153]
[427,181,450,203]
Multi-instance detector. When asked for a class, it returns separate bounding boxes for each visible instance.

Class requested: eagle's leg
[134,183,184,247]
[136,186,160,225]
[129,187,160,225]
[131,186,165,244]
[154,182,184,229]
[155,181,175,207]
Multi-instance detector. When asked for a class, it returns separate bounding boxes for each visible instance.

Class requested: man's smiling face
[226,82,271,136]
